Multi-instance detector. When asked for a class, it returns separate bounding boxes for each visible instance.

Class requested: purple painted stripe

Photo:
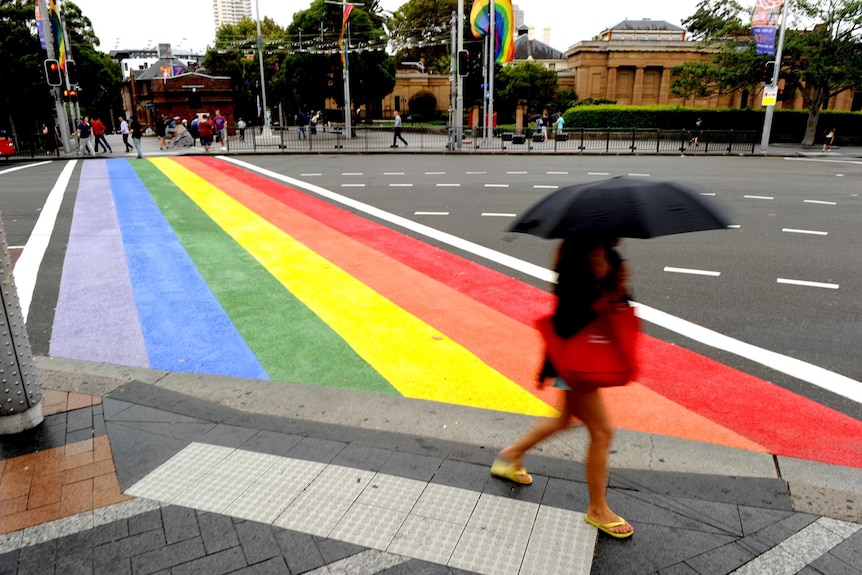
[50,160,149,366]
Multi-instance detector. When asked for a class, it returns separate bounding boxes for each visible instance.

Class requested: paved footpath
[1,358,860,575]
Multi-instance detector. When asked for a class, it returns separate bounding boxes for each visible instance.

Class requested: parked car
[0,138,14,157]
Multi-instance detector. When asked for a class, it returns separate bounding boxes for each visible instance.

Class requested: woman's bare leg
[499,411,573,468]
[566,388,632,535]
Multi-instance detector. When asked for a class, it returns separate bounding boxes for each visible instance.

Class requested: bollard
[0,215,42,434]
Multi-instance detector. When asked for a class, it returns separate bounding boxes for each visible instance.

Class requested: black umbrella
[509,177,734,239]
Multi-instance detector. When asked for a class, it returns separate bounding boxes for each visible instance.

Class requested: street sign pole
[759,2,789,154]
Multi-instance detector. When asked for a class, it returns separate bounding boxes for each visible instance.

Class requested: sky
[72,0,701,54]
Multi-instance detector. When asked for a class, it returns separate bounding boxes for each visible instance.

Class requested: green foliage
[552,89,578,112]
[494,61,559,121]
[408,89,437,119]
[560,105,758,130]
[573,97,616,107]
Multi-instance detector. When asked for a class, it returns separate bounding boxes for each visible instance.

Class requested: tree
[674,0,862,144]
[671,0,766,109]
[388,0,455,74]
[277,0,394,121]
[494,61,558,122]
[782,0,862,144]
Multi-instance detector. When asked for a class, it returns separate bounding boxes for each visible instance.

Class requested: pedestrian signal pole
[38,0,72,152]
[759,3,789,154]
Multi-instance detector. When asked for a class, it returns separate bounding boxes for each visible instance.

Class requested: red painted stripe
[187,158,862,467]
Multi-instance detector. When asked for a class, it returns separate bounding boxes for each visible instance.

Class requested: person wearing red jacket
[91,116,112,153]
[197,114,216,151]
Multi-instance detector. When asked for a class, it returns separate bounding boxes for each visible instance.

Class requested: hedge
[560,105,862,145]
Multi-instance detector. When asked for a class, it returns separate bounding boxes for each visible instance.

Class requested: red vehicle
[0,138,14,157]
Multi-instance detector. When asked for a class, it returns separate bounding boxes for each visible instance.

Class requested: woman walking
[492,236,635,538]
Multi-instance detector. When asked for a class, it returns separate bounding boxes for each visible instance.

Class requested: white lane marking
[728,225,741,229]
[466,171,487,174]
[341,183,366,187]
[700,192,716,196]
[15,160,77,323]
[744,195,774,200]
[785,157,862,166]
[342,172,364,176]
[425,171,446,175]
[384,172,405,175]
[435,183,461,187]
[506,171,528,174]
[221,157,862,405]
[804,199,837,205]
[533,185,558,189]
[628,173,650,177]
[836,174,844,177]
[547,171,568,175]
[484,184,509,188]
[0,161,52,175]
[415,211,449,216]
[664,267,721,277]
[389,183,413,187]
[481,213,516,217]
[782,228,828,236]
[587,172,609,175]
[300,173,321,176]
[777,278,839,289]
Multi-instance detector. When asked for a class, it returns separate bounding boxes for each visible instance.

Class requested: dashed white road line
[389,183,413,187]
[587,172,609,176]
[744,195,774,200]
[341,183,366,187]
[484,183,509,188]
[804,199,837,205]
[534,185,558,189]
[435,183,461,187]
[300,173,322,177]
[383,172,405,176]
[466,171,487,175]
[481,212,516,217]
[221,156,862,405]
[728,225,741,229]
[415,211,449,216]
[664,266,721,277]
[777,278,839,290]
[506,171,528,174]
[700,192,716,196]
[547,171,568,175]
[425,171,446,175]
[628,173,650,177]
[782,228,827,236]
[342,172,364,176]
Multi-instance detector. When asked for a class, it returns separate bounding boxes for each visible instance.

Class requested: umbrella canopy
[509,177,734,239]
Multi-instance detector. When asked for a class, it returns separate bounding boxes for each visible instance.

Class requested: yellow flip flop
[585,515,634,538]
[490,458,533,485]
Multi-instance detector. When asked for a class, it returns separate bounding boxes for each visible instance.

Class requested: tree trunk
[801,85,828,146]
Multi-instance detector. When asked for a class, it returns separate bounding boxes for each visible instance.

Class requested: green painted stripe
[130,160,397,394]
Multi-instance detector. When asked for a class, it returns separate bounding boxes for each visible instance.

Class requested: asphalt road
[221,153,862,421]
[1,154,860,423]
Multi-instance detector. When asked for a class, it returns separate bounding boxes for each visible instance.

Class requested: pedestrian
[237,117,246,141]
[119,116,132,152]
[213,110,227,150]
[130,116,144,158]
[76,117,95,156]
[689,117,703,147]
[91,116,112,153]
[541,113,549,138]
[391,110,408,148]
[190,116,200,147]
[492,236,634,539]
[197,113,215,151]
[297,112,309,140]
[555,113,564,134]
[822,128,835,151]
[156,114,167,150]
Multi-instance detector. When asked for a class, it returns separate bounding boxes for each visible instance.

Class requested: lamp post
[254,0,271,136]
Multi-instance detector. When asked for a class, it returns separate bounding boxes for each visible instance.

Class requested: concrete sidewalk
[1,357,860,574]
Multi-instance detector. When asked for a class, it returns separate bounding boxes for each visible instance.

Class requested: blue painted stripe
[51,160,149,366]
[107,160,268,379]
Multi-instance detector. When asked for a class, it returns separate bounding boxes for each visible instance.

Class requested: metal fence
[223,125,757,155]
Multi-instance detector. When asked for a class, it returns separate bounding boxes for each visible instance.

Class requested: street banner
[762,86,778,106]
[752,0,782,55]
[753,26,777,55]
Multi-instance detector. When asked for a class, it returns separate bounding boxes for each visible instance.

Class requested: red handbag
[537,304,639,389]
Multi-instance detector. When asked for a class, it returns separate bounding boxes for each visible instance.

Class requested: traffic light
[458,50,469,76]
[62,88,78,102]
[762,61,775,84]
[44,59,62,86]
[65,60,78,85]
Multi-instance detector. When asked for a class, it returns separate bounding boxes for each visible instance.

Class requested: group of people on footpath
[75,115,142,158]
[158,111,229,151]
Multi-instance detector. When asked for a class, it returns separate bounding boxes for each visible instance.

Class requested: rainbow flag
[339,4,354,68]
[469,0,514,63]
[48,157,862,470]
[48,0,66,69]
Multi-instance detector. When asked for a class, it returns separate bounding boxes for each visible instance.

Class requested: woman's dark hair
[552,236,619,338]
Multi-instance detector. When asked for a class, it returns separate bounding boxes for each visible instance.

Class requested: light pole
[254,0,271,136]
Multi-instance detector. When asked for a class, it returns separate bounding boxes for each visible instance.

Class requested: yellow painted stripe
[149,158,555,417]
